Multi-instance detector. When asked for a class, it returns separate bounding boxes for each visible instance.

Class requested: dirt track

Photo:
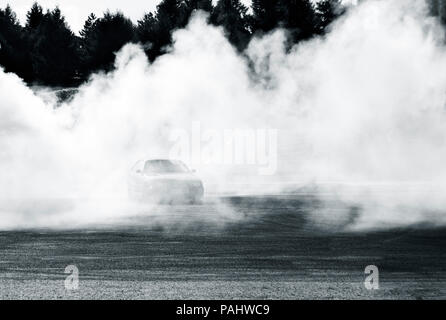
[0,196,445,299]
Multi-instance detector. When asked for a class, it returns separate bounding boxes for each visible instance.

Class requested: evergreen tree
[26,2,44,30]
[137,12,158,60]
[154,0,189,46]
[251,0,280,33]
[277,0,316,43]
[29,7,80,86]
[185,0,213,14]
[0,5,21,51]
[78,13,97,77]
[0,5,33,80]
[80,11,135,74]
[211,0,251,50]
[315,0,345,34]
[1,4,18,25]
[80,13,97,39]
[137,0,189,61]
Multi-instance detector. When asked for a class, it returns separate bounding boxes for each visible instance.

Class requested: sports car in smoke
[128,159,204,204]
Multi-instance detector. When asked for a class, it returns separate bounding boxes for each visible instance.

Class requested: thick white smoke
[1,0,446,230]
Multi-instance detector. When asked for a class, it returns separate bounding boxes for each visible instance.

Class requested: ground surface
[0,195,445,300]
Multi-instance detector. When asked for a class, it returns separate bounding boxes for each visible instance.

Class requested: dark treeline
[430,0,446,25]
[0,1,364,87]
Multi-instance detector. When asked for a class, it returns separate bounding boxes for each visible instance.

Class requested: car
[128,159,204,204]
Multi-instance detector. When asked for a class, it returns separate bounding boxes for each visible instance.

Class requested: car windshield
[143,160,190,174]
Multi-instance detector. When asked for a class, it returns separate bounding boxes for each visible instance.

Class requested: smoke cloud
[1,0,446,230]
